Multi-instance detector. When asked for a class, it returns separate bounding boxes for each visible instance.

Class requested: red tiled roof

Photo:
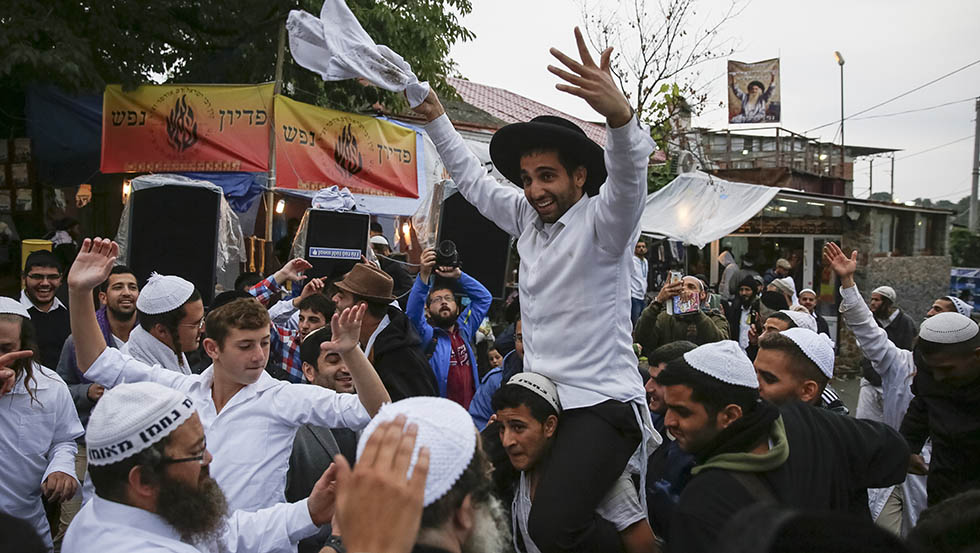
[449,77,608,146]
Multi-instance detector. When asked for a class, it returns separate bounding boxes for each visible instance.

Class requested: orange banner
[275,95,418,198]
[101,84,274,173]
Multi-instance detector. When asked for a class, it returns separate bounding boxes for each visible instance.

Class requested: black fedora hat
[489,115,607,196]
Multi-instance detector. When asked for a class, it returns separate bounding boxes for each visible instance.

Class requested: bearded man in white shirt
[65,238,390,519]
[64,381,335,553]
[412,27,658,553]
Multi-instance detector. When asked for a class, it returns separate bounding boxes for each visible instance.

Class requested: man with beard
[858,285,917,424]
[797,288,830,338]
[658,340,908,553]
[64,381,337,552]
[66,238,390,516]
[55,265,139,540]
[247,258,331,383]
[412,28,657,552]
[729,72,776,124]
[20,250,70,370]
[826,242,980,532]
[634,275,730,355]
[355,395,512,553]
[725,276,760,353]
[332,262,437,400]
[407,247,492,409]
[492,373,657,553]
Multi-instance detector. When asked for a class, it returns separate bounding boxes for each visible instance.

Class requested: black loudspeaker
[304,209,370,282]
[128,185,221,305]
[440,191,512,299]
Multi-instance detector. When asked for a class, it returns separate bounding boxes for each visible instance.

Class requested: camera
[435,239,459,268]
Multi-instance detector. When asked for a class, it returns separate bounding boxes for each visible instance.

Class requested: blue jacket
[468,350,523,429]
[407,271,492,399]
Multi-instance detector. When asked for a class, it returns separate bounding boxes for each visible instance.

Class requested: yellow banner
[274,95,418,198]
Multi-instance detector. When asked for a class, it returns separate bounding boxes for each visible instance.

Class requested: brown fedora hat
[334,263,395,302]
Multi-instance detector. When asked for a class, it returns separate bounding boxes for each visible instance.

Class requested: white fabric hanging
[287,1,430,107]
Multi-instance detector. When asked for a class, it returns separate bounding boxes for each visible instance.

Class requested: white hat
[682,340,759,389]
[919,312,979,344]
[871,286,897,302]
[779,309,818,333]
[781,327,835,379]
[798,288,816,298]
[356,397,476,507]
[0,297,30,319]
[86,382,195,466]
[136,273,195,315]
[770,277,796,297]
[507,372,561,414]
[370,235,390,247]
[945,296,974,317]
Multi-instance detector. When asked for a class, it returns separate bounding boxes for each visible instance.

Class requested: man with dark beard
[64,381,338,553]
[355,396,512,553]
[407,247,492,409]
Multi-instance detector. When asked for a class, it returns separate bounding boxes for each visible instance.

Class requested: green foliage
[950,228,980,268]
[0,0,474,116]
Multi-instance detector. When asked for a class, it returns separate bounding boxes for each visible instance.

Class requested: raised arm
[67,238,117,371]
[325,304,390,416]
[548,28,654,253]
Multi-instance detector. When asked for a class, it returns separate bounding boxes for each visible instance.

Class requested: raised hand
[323,304,366,355]
[418,248,436,283]
[333,416,428,553]
[274,257,313,285]
[68,238,118,291]
[410,89,447,122]
[299,277,324,299]
[822,242,857,286]
[548,27,633,128]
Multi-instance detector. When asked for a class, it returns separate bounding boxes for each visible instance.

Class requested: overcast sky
[449,0,980,204]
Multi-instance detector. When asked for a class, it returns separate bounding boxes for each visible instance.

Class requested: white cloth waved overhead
[287,0,430,107]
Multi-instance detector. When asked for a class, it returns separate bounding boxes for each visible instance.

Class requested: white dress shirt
[83,347,372,513]
[425,113,654,410]
[630,256,649,300]
[64,494,317,553]
[20,289,67,312]
[0,365,83,551]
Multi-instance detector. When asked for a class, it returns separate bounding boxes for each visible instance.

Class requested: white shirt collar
[531,193,590,233]
[877,308,901,327]
[19,289,65,313]
[90,496,183,543]
[11,363,57,394]
[364,314,391,357]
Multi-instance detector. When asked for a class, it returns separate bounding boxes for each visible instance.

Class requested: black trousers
[528,399,642,553]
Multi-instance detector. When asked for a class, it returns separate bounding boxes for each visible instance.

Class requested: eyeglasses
[26,273,61,281]
[179,318,205,329]
[161,453,206,465]
[430,295,455,304]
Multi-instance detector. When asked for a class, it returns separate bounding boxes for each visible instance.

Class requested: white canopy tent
[640,171,782,248]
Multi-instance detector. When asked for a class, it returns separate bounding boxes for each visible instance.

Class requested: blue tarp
[178,172,266,213]
[24,85,102,188]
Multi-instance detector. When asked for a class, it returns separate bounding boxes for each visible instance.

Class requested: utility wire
[848,97,976,121]
[804,58,980,133]
[896,135,972,161]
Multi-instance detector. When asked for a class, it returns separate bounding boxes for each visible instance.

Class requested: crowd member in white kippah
[655,340,908,553]
[121,272,204,375]
[796,288,831,338]
[928,295,975,318]
[0,297,84,552]
[489,373,657,553]
[860,285,918,422]
[355,396,510,553]
[755,328,846,415]
[825,242,980,533]
[752,312,848,415]
[64,381,338,553]
[66,238,390,522]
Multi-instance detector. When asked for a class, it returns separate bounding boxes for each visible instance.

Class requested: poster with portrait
[728,58,781,124]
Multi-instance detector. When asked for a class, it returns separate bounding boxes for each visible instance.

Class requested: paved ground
[832,373,862,415]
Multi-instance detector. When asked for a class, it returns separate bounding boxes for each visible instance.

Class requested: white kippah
[86,382,195,466]
[798,288,816,297]
[369,235,389,247]
[945,296,974,317]
[919,312,979,344]
[779,309,817,333]
[0,296,31,319]
[781,327,835,379]
[683,340,759,389]
[871,286,897,302]
[136,272,195,315]
[356,396,476,507]
[507,372,561,414]
[771,277,795,297]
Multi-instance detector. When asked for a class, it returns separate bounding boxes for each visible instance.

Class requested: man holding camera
[406,246,492,409]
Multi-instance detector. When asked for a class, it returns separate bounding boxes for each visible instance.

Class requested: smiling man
[66,238,390,518]
[412,28,658,553]
[121,273,204,375]
[20,250,71,370]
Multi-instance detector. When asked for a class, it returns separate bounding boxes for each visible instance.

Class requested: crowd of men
[2,27,979,553]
